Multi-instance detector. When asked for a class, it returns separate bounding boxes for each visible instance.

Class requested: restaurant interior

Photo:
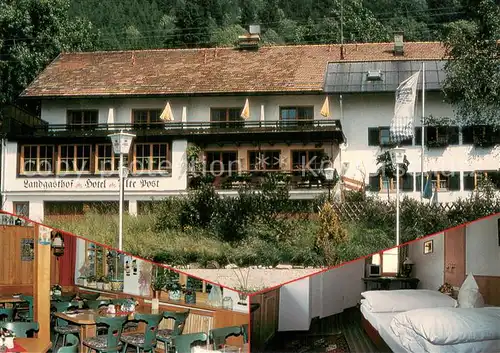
[0,211,249,353]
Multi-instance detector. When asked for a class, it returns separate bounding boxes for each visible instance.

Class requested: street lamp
[389,147,406,250]
[323,165,336,200]
[108,131,135,251]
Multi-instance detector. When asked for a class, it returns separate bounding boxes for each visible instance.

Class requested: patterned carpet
[263,307,377,353]
[281,333,351,353]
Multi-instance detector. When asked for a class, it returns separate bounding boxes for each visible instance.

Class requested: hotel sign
[23,178,161,190]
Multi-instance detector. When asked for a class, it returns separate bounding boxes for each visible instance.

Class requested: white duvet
[390,306,500,353]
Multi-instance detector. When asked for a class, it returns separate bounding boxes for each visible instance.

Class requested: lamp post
[323,165,336,201]
[389,147,406,249]
[108,131,135,251]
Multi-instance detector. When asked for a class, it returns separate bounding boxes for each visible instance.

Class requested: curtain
[59,233,77,286]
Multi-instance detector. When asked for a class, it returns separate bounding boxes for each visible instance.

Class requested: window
[13,202,29,217]
[58,145,92,173]
[134,143,171,172]
[462,125,500,147]
[20,145,54,174]
[248,150,281,171]
[416,172,460,192]
[280,106,314,126]
[292,150,325,171]
[464,170,500,191]
[67,110,98,130]
[132,109,163,127]
[95,144,128,172]
[415,126,459,147]
[378,173,414,192]
[210,108,243,128]
[205,151,238,175]
[368,127,412,147]
[371,248,399,275]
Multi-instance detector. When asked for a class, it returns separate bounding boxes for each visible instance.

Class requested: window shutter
[448,172,460,191]
[463,171,475,191]
[402,173,414,191]
[462,126,474,144]
[368,128,380,146]
[368,174,380,192]
[448,127,460,145]
[427,126,436,144]
[415,174,422,192]
[415,127,422,145]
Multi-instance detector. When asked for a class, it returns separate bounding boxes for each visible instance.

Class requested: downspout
[0,136,6,209]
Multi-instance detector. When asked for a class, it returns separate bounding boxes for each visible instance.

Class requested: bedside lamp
[402,257,414,278]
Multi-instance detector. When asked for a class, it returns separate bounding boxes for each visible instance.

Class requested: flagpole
[396,159,400,248]
[420,62,426,200]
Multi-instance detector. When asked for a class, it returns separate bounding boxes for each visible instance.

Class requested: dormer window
[366,70,383,81]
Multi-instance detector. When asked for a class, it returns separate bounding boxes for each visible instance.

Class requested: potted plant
[86,275,97,288]
[51,284,62,296]
[165,271,182,301]
[151,268,167,299]
[96,276,105,290]
[102,276,111,291]
[77,263,91,287]
[438,282,454,296]
[0,328,16,349]
[183,279,197,304]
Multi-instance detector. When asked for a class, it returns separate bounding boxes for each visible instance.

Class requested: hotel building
[1,35,498,221]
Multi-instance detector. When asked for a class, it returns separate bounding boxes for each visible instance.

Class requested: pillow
[361,289,458,313]
[458,273,484,308]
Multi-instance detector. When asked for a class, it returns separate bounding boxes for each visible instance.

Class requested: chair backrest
[51,301,80,327]
[85,300,110,310]
[209,326,243,349]
[162,311,190,336]
[241,324,249,344]
[57,333,79,353]
[0,322,39,338]
[20,295,34,319]
[53,294,77,302]
[0,308,14,322]
[95,315,128,350]
[174,332,208,353]
[133,313,163,350]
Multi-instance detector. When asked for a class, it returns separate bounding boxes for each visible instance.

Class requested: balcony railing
[188,170,338,190]
[8,119,342,138]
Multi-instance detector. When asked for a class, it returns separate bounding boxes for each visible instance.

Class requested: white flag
[390,71,420,144]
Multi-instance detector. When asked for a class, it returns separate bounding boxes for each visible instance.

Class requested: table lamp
[402,257,414,278]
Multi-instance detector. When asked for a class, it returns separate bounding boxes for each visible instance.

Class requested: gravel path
[183,268,324,291]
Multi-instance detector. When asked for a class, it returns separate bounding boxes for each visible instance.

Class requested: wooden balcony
[3,119,344,143]
[188,170,337,190]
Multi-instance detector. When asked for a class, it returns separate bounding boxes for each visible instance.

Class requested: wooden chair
[85,300,111,310]
[57,334,79,353]
[209,326,243,350]
[0,322,39,337]
[120,313,163,353]
[0,308,14,322]
[17,295,33,321]
[52,301,81,349]
[156,311,189,352]
[79,293,100,301]
[83,315,128,353]
[241,324,249,344]
[173,332,208,353]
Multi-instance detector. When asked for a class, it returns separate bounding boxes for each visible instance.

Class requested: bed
[359,288,500,353]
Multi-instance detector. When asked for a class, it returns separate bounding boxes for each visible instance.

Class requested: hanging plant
[376,151,409,179]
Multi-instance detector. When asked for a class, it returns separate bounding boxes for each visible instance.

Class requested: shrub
[315,202,348,265]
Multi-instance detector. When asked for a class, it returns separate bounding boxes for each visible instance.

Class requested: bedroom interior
[250,212,500,353]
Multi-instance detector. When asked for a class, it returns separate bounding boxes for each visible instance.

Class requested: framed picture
[424,239,433,254]
[21,238,34,261]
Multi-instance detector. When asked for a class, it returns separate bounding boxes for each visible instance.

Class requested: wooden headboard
[474,276,500,306]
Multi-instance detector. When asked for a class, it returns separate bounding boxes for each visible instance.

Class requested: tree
[0,0,97,105]
[442,0,500,126]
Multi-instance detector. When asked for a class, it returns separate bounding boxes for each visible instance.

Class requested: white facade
[2,90,498,221]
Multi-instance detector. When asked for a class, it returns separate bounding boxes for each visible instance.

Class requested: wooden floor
[263,306,378,353]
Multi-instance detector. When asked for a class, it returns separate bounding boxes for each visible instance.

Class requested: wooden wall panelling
[474,276,500,307]
[0,226,35,294]
[444,226,466,287]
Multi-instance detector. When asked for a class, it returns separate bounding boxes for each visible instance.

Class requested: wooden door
[444,226,466,287]
[261,289,279,346]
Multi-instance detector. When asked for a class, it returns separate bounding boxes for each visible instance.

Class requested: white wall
[278,277,311,331]
[466,215,500,276]
[408,233,445,290]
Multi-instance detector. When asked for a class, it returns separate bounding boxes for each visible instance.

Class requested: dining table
[12,338,51,353]
[0,295,25,309]
[54,307,149,352]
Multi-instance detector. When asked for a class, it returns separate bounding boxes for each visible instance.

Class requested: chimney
[394,31,404,56]
[238,25,261,50]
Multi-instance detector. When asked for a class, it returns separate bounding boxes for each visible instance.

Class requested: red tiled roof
[21,42,447,98]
